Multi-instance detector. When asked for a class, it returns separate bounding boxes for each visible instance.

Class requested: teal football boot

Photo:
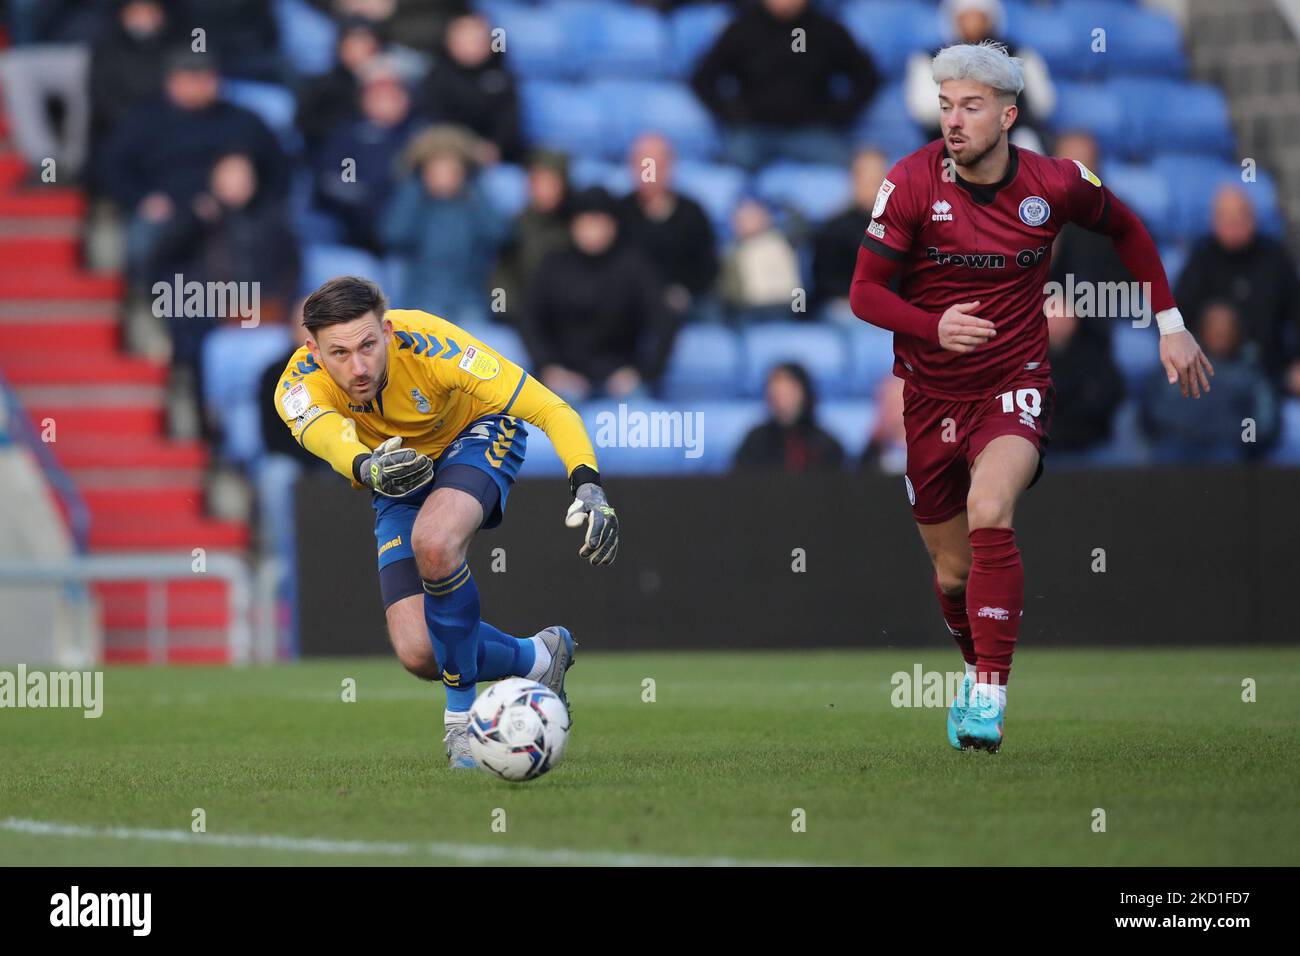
[947,672,973,750]
[957,687,1005,753]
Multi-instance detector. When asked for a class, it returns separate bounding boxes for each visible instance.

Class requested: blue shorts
[372,414,527,591]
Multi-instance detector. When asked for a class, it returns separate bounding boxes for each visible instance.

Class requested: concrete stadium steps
[26,403,165,437]
[0,188,86,218]
[88,514,249,551]
[52,435,208,470]
[103,641,232,665]
[0,270,122,299]
[95,579,235,630]
[0,316,119,351]
[0,235,80,269]
[1,352,167,386]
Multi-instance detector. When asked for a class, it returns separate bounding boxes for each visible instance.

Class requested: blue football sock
[422,562,481,712]
[476,622,537,682]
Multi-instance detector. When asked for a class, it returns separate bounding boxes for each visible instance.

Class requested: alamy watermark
[1042,274,1154,327]
[152,274,260,328]
[0,665,103,718]
[593,403,703,460]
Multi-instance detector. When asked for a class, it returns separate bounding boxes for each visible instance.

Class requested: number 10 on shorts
[998,388,1042,430]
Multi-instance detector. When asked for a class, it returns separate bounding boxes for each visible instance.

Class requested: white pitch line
[0,818,810,867]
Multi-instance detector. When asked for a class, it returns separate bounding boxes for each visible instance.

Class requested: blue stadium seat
[667,3,732,78]
[1101,162,1172,240]
[693,399,768,472]
[843,320,896,396]
[577,398,711,475]
[560,1,671,79]
[853,83,927,160]
[567,156,632,193]
[1105,7,1187,77]
[1055,0,1141,80]
[591,79,720,161]
[478,163,529,219]
[221,79,300,154]
[519,80,607,156]
[741,322,851,398]
[1268,398,1300,465]
[480,4,578,79]
[202,325,294,465]
[753,162,852,224]
[273,0,337,78]
[1111,320,1161,392]
[841,1,944,78]
[1110,79,1233,158]
[661,324,743,400]
[818,399,876,459]
[456,321,532,371]
[300,244,382,296]
[673,160,748,239]
[1003,1,1084,80]
[1050,82,1125,157]
[1159,244,1187,286]
[1150,154,1284,240]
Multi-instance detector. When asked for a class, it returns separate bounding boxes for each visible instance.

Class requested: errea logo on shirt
[931,199,953,222]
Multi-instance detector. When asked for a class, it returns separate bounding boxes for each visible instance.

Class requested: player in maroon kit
[849,41,1213,752]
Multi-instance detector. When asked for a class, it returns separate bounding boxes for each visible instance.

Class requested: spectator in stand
[1175,184,1300,397]
[295,16,388,151]
[153,151,301,420]
[720,197,802,324]
[1043,298,1124,457]
[88,0,178,191]
[734,362,845,472]
[812,147,888,319]
[176,0,283,83]
[691,0,880,170]
[312,57,419,252]
[905,0,1054,154]
[379,125,509,324]
[1140,300,1277,463]
[417,10,522,165]
[519,187,675,402]
[316,0,466,55]
[492,149,573,325]
[861,375,907,474]
[101,49,285,283]
[0,0,101,181]
[1049,130,1138,343]
[617,133,720,326]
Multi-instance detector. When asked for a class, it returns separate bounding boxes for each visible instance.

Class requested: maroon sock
[966,527,1023,687]
[933,576,976,665]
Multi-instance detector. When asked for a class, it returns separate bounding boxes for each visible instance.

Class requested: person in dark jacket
[616,133,719,326]
[1175,184,1300,395]
[734,362,846,472]
[295,16,387,151]
[1045,301,1124,453]
[101,49,286,282]
[519,187,676,401]
[176,0,282,82]
[691,0,880,170]
[491,149,573,323]
[416,10,522,164]
[811,147,887,315]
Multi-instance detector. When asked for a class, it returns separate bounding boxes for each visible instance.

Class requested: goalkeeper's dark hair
[302,276,389,334]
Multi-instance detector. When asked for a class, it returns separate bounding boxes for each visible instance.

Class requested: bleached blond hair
[932,40,1024,103]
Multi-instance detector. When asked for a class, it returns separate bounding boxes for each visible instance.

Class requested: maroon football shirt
[862,141,1110,401]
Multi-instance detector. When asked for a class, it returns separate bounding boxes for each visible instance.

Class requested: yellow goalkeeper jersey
[272,308,598,487]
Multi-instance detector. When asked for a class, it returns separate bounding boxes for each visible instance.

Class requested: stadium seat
[300,244,382,297]
[479,4,578,80]
[1150,154,1284,239]
[201,325,294,465]
[841,0,944,79]
[1268,398,1300,465]
[478,163,530,219]
[221,79,300,154]
[590,79,720,161]
[1102,162,1173,240]
[567,156,632,193]
[693,399,769,472]
[741,322,851,399]
[1050,82,1125,158]
[1111,320,1161,392]
[519,80,607,157]
[661,324,744,400]
[843,320,896,396]
[457,321,532,371]
[1105,7,1187,78]
[853,83,927,160]
[673,160,748,240]
[1110,79,1233,159]
[753,162,852,224]
[577,398,710,475]
[1159,244,1188,286]
[559,1,671,79]
[273,0,337,78]
[667,3,732,78]
[818,399,876,460]
[1002,1,1083,80]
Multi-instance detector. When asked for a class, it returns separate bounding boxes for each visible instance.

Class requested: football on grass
[467,678,570,781]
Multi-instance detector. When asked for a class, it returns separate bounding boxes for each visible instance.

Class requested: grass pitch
[2,648,1297,866]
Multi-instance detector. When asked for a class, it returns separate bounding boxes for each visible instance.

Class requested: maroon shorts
[902,371,1056,525]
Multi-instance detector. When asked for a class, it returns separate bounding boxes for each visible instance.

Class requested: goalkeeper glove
[358,437,435,498]
[565,481,619,566]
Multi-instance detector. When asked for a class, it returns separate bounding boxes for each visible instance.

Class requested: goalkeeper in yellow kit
[273,276,619,769]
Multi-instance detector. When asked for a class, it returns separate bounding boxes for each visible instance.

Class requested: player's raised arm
[1061,158,1215,398]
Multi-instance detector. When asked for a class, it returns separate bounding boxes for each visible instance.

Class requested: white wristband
[1155,307,1185,336]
